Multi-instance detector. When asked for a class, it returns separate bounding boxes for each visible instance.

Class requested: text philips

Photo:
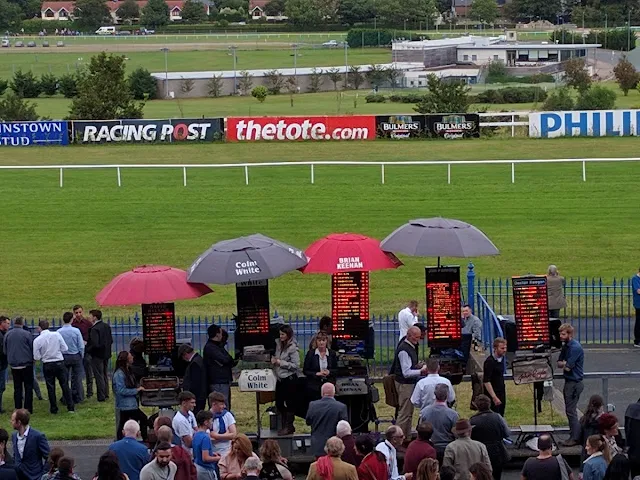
[533,110,640,138]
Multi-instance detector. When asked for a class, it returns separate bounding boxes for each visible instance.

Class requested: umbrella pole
[437,257,441,267]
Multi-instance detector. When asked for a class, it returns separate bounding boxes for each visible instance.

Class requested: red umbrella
[300,233,403,274]
[96,265,213,306]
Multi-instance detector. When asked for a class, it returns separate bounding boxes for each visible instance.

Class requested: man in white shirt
[376,425,412,480]
[172,391,197,454]
[398,301,419,341]
[208,391,237,456]
[411,357,455,410]
[33,320,74,414]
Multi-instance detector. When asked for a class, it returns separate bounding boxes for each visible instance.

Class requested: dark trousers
[43,361,74,413]
[117,408,148,441]
[630,456,640,478]
[91,357,109,401]
[84,352,94,397]
[549,318,562,348]
[63,353,84,404]
[635,308,640,345]
[11,366,34,413]
[275,376,297,414]
[564,380,584,441]
[490,393,506,416]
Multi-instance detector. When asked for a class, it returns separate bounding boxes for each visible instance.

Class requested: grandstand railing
[3,156,639,187]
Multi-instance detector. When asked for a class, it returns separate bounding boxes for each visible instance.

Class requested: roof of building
[459,42,602,49]
[249,0,269,8]
[151,62,424,80]
[393,36,602,51]
[41,0,185,12]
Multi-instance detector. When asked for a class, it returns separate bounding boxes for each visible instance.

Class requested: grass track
[1,137,640,317]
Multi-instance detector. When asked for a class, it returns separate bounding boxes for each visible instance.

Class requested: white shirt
[398,307,418,341]
[33,329,68,363]
[411,374,455,409]
[17,426,30,458]
[398,340,422,378]
[208,411,236,456]
[172,410,197,454]
[375,440,405,480]
[314,349,328,371]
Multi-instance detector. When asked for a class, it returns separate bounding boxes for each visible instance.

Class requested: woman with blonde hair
[584,435,612,480]
[219,434,259,480]
[415,458,439,480]
[307,437,357,480]
[258,439,292,480]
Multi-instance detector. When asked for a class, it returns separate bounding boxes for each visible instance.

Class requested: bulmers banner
[375,114,479,139]
[529,110,640,138]
[70,118,224,144]
[0,121,69,146]
[375,115,429,139]
[226,116,376,141]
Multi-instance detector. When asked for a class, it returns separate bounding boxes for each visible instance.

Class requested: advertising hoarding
[226,116,376,141]
[529,110,640,138]
[0,121,69,146]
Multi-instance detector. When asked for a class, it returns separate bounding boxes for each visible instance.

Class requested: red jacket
[402,439,437,477]
[357,453,388,480]
[170,446,196,480]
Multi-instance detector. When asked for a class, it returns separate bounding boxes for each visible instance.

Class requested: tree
[141,0,169,28]
[613,57,640,96]
[73,0,111,31]
[349,66,364,90]
[308,68,324,93]
[0,0,23,31]
[385,66,403,90]
[39,74,58,96]
[264,0,285,15]
[181,0,208,23]
[117,0,140,22]
[470,0,499,25]
[285,77,299,106]
[251,85,268,103]
[7,0,41,20]
[207,74,223,97]
[128,67,157,100]
[58,73,79,98]
[0,79,7,96]
[563,58,591,93]
[327,67,342,91]
[377,0,437,27]
[541,87,575,111]
[68,52,144,120]
[11,70,41,98]
[337,0,374,25]
[285,0,332,28]
[238,70,253,95]
[414,74,470,113]
[576,85,617,110]
[504,0,561,22]
[264,70,284,94]
[180,77,195,95]
[365,64,386,89]
[0,92,39,121]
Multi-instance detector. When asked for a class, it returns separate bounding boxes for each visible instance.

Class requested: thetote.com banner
[529,110,640,138]
[226,116,376,141]
[71,118,224,143]
[0,121,69,146]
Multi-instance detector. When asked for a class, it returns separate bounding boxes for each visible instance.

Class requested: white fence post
[447,163,451,184]
[582,161,586,182]
[183,167,187,187]
[381,164,385,185]
[311,164,315,184]
[117,167,121,187]
[59,168,63,188]
[511,114,515,138]
[511,162,515,184]
[244,165,249,185]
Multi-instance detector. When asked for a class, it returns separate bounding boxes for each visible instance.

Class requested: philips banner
[71,118,224,144]
[0,121,69,146]
[375,114,479,139]
[530,110,640,138]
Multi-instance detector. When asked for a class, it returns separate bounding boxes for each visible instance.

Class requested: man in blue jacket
[557,323,584,447]
[11,409,50,480]
[4,318,35,413]
[632,267,640,347]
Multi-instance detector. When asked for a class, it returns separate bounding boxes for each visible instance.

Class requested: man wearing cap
[443,419,491,480]
[179,344,206,413]
[521,435,573,480]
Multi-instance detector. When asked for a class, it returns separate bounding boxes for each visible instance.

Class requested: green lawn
[0,381,560,440]
[0,47,390,80]
[1,137,640,316]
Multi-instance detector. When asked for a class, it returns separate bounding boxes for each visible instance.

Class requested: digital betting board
[141,302,177,354]
[512,275,550,350]
[425,266,462,348]
[235,280,271,355]
[331,271,370,347]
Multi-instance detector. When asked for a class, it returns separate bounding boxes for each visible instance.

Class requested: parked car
[42,41,49,47]
[1,39,9,47]
[56,40,65,47]
[117,30,131,35]
[27,41,36,47]
[136,27,154,35]
[15,41,24,47]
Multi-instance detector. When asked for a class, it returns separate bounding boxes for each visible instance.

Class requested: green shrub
[10,70,41,98]
[128,67,158,100]
[0,79,8,96]
[251,85,268,103]
[364,93,386,103]
[542,87,575,111]
[476,86,546,104]
[39,73,58,96]
[575,85,617,110]
[58,73,79,98]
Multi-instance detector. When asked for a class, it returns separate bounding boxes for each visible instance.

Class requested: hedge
[346,28,426,48]
[476,86,548,104]
[550,28,633,52]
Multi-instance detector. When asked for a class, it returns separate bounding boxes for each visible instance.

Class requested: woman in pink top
[219,435,259,480]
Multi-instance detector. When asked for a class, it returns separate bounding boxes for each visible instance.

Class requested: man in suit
[306,382,348,458]
[179,344,206,413]
[86,310,113,402]
[10,409,50,480]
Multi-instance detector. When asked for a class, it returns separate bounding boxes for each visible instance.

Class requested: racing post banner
[512,356,553,385]
[426,114,480,139]
[0,121,69,146]
[529,110,640,138]
[375,115,429,139]
[226,116,376,141]
[70,118,224,144]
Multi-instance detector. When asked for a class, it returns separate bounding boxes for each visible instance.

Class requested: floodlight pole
[292,43,298,82]
[344,41,349,87]
[230,45,238,94]
[161,47,169,98]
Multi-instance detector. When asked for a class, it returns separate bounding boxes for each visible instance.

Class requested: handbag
[383,375,399,408]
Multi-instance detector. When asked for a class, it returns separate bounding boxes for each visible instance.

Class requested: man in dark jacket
[625,397,640,478]
[202,325,233,410]
[179,344,206,413]
[11,409,50,480]
[470,394,511,480]
[306,383,348,458]
[0,316,10,414]
[86,310,113,402]
[4,318,35,413]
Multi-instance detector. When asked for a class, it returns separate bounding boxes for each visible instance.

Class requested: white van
[95,26,116,35]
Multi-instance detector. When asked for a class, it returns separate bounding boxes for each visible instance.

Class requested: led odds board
[425,266,462,348]
[512,275,550,350]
